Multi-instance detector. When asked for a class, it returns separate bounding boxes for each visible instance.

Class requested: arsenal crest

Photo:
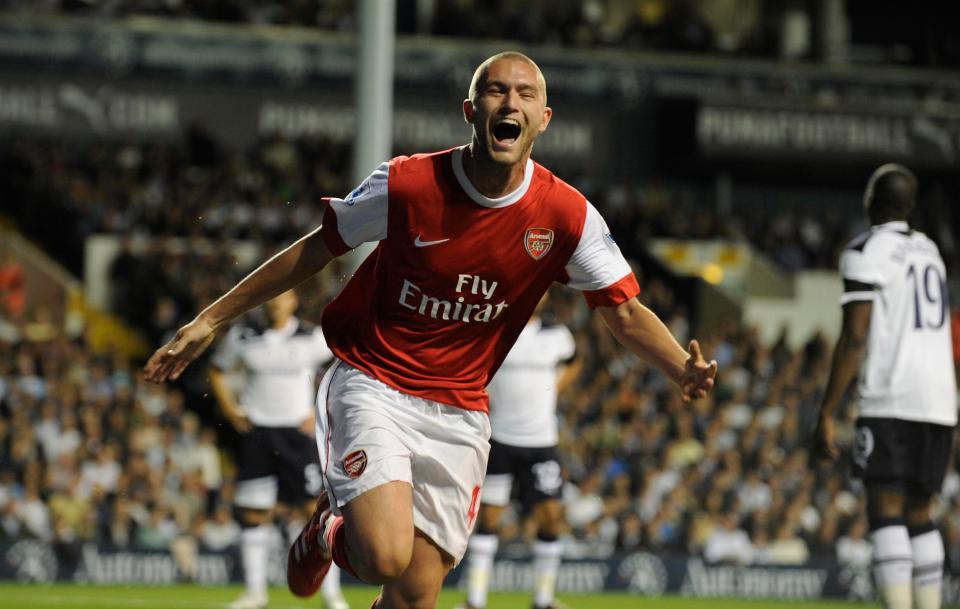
[343,449,367,479]
[524,228,554,260]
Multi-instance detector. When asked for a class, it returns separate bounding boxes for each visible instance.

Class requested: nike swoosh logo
[414,235,450,247]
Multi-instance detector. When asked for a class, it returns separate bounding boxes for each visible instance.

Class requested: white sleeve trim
[839,292,875,305]
[564,201,632,291]
[328,162,389,248]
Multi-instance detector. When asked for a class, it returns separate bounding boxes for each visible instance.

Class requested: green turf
[0,584,880,609]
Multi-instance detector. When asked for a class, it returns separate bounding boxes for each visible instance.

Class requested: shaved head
[469,52,547,105]
[864,163,917,223]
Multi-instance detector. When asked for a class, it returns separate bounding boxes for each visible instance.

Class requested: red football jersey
[320,147,639,411]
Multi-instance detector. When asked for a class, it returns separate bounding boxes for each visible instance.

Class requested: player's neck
[870,214,906,227]
[462,143,527,199]
[269,315,293,330]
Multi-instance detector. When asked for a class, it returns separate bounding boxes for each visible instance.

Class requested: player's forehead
[476,57,545,95]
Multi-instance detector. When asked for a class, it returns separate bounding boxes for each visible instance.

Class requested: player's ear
[463,99,474,124]
[538,106,553,134]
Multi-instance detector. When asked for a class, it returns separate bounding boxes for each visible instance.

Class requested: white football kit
[840,220,957,426]
[486,319,575,448]
[210,317,332,427]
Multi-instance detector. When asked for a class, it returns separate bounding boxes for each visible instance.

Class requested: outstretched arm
[812,301,872,462]
[597,298,717,402]
[144,229,335,383]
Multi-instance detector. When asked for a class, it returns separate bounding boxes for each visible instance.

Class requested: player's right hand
[144,317,216,383]
[812,415,840,463]
[679,339,718,403]
[226,411,253,434]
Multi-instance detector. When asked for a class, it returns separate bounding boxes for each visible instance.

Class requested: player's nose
[498,88,521,112]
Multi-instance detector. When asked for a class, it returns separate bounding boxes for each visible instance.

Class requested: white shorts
[480,474,513,507]
[314,359,491,563]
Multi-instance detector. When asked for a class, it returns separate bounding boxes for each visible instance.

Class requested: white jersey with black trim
[839,220,957,425]
[486,318,575,447]
[210,317,333,427]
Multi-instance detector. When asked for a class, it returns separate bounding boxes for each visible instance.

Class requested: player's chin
[485,145,522,166]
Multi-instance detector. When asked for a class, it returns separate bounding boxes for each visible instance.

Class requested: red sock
[327,516,359,579]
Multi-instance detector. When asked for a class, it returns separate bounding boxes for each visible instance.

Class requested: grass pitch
[0,584,880,609]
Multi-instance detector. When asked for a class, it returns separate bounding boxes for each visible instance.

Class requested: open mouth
[491,120,522,148]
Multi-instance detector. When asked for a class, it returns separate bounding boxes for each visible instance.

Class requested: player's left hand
[144,316,216,383]
[812,415,840,463]
[679,339,718,402]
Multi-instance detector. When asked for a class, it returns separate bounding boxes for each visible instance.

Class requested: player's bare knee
[905,494,935,526]
[237,507,270,527]
[378,591,439,609]
[477,505,503,533]
[363,545,413,583]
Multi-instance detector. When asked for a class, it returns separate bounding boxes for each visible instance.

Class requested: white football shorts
[314,359,491,563]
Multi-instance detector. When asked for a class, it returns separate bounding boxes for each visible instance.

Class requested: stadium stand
[1,2,960,605]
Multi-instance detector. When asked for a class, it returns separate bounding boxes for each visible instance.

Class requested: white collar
[874,220,910,231]
[265,317,298,340]
[451,146,534,209]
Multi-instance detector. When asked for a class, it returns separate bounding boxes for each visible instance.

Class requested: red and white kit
[315,146,639,560]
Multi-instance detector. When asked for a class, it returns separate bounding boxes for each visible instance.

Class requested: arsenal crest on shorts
[343,449,367,479]
[524,228,554,260]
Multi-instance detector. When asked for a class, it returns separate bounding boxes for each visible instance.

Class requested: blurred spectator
[765,520,810,565]
[703,513,753,564]
[836,516,872,568]
[202,504,242,551]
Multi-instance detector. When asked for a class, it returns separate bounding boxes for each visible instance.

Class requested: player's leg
[902,421,955,609]
[289,362,488,598]
[234,508,272,609]
[856,418,912,609]
[231,428,279,609]
[905,493,943,609]
[463,441,513,609]
[526,450,565,609]
[866,484,911,609]
[288,362,421,596]
[374,530,455,609]
[276,426,352,609]
[530,498,564,609]
[317,497,350,609]
[462,502,512,609]
[288,467,415,595]
[339,480,416,582]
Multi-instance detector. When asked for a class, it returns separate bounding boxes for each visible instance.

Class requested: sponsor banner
[0,16,645,101]
[697,102,960,168]
[6,542,960,603]
[0,73,603,169]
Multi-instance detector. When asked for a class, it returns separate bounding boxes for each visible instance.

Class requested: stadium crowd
[3,251,960,570]
[4,1,959,66]
[2,132,960,572]
[1,136,862,281]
